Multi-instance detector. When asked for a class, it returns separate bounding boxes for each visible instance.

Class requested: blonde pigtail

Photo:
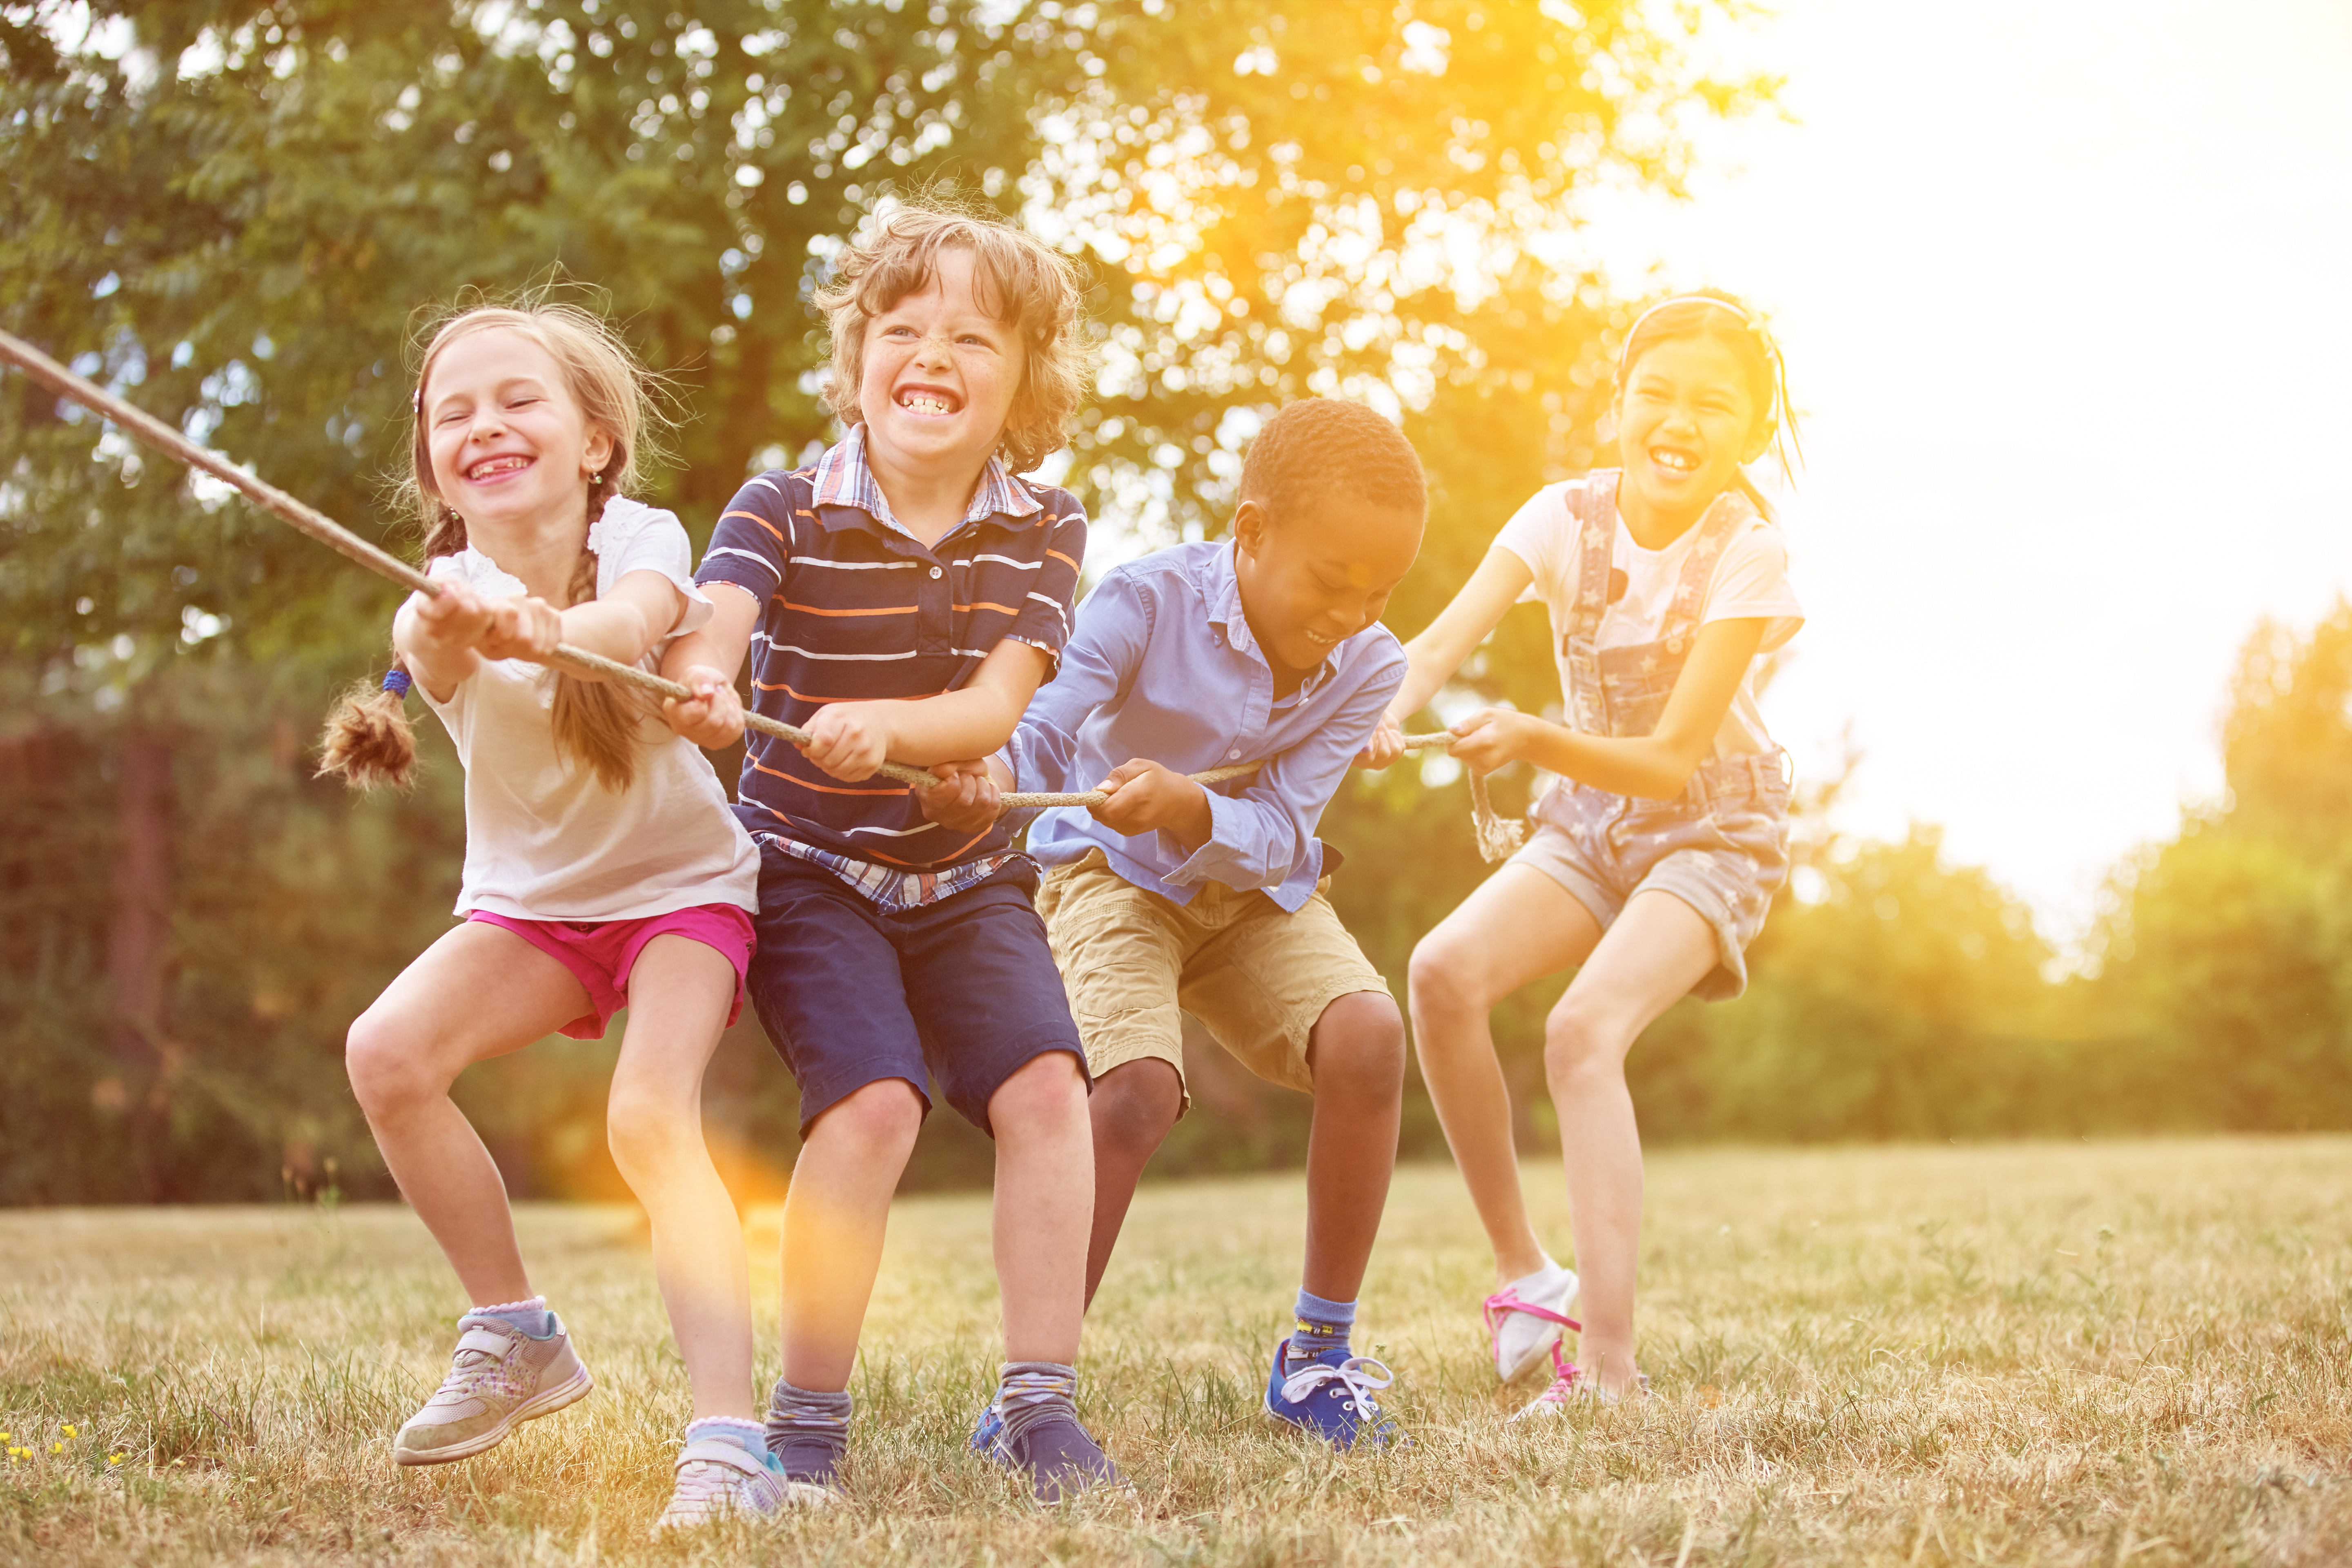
[317,662,421,791]
[547,475,649,793]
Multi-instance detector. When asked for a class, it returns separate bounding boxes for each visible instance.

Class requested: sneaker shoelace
[1279,1353,1396,1424]
[1482,1287,1582,1370]
[425,1331,521,1408]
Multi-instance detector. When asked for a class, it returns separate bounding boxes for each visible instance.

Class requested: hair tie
[381,668,412,698]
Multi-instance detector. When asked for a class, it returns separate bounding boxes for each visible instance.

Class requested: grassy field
[2,1138,2348,1565]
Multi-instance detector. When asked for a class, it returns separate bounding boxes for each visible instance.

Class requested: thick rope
[0,330,1517,822]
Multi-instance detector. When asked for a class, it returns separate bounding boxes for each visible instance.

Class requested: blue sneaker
[968,1399,1003,1454]
[1264,1336,1406,1450]
[974,1403,1121,1503]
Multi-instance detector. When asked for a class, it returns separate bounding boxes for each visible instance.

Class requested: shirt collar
[1206,540,1342,698]
[808,424,1042,536]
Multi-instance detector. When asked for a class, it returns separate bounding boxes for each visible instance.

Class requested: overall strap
[1561,470,1620,736]
[1656,486,1756,657]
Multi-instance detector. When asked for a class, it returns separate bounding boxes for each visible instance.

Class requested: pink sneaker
[1482,1272,1581,1383]
[1508,1343,1648,1421]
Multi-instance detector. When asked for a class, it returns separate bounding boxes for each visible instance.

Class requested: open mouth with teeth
[465,454,534,483]
[895,385,962,418]
[1647,445,1702,477]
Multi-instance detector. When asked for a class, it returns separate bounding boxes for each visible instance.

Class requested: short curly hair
[1238,397,1428,526]
[815,197,1089,474]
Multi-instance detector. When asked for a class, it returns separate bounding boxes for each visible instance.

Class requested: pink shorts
[466,903,757,1041]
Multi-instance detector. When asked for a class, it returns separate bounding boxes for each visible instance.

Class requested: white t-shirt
[418,496,760,920]
[1493,479,1804,762]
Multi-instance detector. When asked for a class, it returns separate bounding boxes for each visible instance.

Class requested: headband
[1615,293,1801,479]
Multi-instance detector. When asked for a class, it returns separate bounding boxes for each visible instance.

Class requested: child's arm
[1358,545,1534,767]
[1095,652,1402,888]
[915,572,1151,833]
[658,582,760,747]
[475,572,687,673]
[1448,616,1767,798]
[657,585,1061,782]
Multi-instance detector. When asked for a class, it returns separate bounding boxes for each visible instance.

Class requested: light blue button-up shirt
[1000,541,1406,911]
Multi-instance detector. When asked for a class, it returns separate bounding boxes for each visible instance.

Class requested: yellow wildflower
[62,1425,77,1437]
[51,1442,63,1454]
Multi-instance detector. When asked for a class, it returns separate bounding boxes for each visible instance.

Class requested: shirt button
[929,566,943,579]
[1227,747,1241,760]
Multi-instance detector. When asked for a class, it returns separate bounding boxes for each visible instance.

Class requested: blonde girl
[1363,293,1804,1413]
[320,302,786,1526]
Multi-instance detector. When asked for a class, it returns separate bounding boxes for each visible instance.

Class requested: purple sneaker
[1264,1336,1405,1450]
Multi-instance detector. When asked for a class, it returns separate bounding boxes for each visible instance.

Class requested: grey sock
[995,1361,1078,1446]
[764,1377,852,1472]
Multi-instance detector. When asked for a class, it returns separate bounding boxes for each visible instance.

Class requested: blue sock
[686,1416,776,1466]
[1287,1287,1356,1370]
[468,1296,555,1339]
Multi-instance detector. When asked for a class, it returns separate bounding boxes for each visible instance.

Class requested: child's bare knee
[989,1049,1087,1130]
[814,1078,924,1159]
[1090,1059,1182,1154]
[1310,992,1406,1094]
[344,1012,433,1114]
[1543,995,1624,1082]
[1408,933,1487,1020]
[605,1086,689,1178]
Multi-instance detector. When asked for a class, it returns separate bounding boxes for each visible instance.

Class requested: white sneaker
[393,1311,593,1465]
[1482,1262,1581,1383]
[654,1436,826,1530]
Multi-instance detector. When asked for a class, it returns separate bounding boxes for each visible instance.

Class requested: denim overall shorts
[1512,471,1792,1001]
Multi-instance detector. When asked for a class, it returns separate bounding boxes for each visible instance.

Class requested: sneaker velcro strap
[677,1438,768,1477]
[454,1327,514,1357]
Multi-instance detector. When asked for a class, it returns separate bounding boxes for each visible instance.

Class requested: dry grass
[3,1137,2349,1565]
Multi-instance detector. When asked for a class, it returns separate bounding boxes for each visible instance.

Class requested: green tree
[1,0,1773,1199]
[2091,601,2352,1131]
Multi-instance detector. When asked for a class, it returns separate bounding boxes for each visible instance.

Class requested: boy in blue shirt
[923,397,1426,1448]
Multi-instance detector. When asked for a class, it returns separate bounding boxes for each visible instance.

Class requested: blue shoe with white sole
[1264,1337,1406,1450]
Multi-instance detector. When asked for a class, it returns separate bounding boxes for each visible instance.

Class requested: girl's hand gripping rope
[1446,708,1537,774]
[475,595,567,664]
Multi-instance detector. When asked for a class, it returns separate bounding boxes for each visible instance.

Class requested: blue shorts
[744,843,1087,1137]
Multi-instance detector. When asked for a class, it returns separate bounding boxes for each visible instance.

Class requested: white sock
[1509,1256,1572,1302]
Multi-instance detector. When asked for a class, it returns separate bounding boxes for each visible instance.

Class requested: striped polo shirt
[693,426,1087,887]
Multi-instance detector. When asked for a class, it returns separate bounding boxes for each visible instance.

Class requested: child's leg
[985,1050,1093,1363]
[1406,866,1603,1284]
[345,922,590,1305]
[1299,991,1406,1303]
[778,1078,926,1390]
[1082,1058,1183,1304]
[606,934,754,1421]
[1541,889,1718,1396]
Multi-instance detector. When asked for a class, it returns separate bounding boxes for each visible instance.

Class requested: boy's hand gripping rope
[0,328,1518,835]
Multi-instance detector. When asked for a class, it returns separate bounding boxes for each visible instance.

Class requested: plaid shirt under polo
[693,428,1087,898]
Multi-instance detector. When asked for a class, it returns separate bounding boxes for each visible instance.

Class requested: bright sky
[1573,0,2352,940]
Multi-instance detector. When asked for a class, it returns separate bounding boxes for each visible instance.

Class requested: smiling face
[1232,495,1425,683]
[421,326,610,539]
[1612,332,1771,538]
[854,247,1026,491]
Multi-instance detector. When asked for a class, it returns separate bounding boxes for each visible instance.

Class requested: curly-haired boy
[661,199,1115,1504]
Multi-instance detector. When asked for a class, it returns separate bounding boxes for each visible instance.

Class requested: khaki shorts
[1036,850,1388,1115]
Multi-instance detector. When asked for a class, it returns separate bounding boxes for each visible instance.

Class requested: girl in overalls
[1362,293,1802,1414]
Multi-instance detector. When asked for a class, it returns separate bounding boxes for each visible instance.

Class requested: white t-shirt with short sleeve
[419,495,760,920]
[1493,478,1803,762]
